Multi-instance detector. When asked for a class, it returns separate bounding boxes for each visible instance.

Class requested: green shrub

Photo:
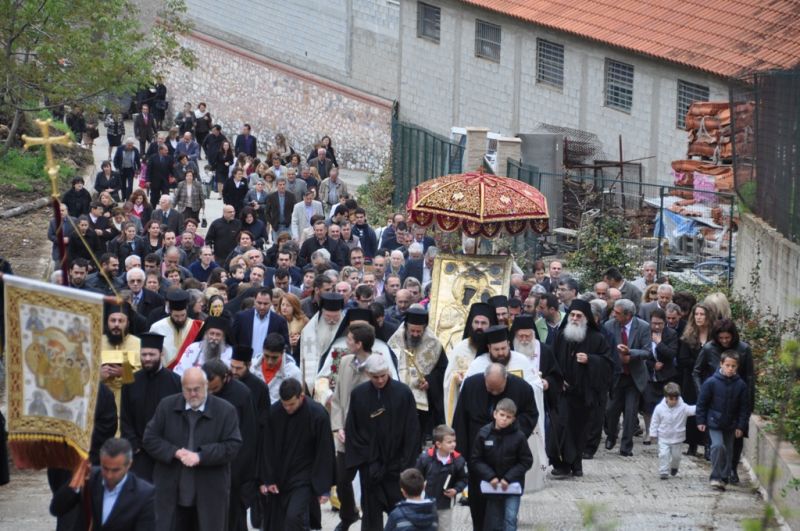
[356,169,397,228]
[567,215,636,287]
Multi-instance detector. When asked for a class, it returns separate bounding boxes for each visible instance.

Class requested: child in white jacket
[649,382,696,479]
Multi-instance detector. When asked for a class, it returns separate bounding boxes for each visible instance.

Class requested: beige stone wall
[163,33,392,173]
[733,213,800,320]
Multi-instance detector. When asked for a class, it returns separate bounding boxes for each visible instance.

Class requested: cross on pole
[21,119,73,198]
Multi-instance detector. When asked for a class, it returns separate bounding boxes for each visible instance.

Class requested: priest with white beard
[464,325,549,491]
[443,302,497,425]
[299,292,345,397]
[173,316,233,376]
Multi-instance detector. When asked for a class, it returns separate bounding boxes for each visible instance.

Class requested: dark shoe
[660,474,669,480]
[620,450,633,457]
[572,469,584,477]
[686,444,698,456]
[704,446,711,461]
[551,468,571,479]
[635,426,644,437]
[582,451,594,460]
[605,438,617,450]
[729,470,740,484]
[643,440,652,445]
[670,468,678,476]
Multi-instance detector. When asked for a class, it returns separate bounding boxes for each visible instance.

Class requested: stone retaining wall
[747,415,800,529]
[162,33,392,174]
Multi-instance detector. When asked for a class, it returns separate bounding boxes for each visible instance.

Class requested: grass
[0,149,75,192]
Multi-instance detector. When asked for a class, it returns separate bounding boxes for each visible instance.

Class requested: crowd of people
[35,104,756,531]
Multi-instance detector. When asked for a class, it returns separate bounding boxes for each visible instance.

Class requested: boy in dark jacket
[696,350,749,491]
[415,425,468,530]
[385,468,438,531]
[471,398,533,531]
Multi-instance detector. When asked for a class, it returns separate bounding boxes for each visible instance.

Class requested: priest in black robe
[453,363,537,531]
[345,354,419,530]
[548,299,613,479]
[202,359,258,531]
[229,344,270,529]
[260,378,335,531]
[120,332,181,482]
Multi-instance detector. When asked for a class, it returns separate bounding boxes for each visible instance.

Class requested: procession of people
[4,102,755,531]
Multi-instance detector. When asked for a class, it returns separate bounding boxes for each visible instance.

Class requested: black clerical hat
[510,314,538,341]
[139,332,165,350]
[488,294,509,308]
[485,324,509,345]
[232,344,253,363]
[166,289,190,311]
[320,293,344,311]
[405,307,429,326]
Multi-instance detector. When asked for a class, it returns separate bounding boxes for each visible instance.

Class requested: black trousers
[467,475,487,531]
[266,486,312,531]
[336,452,359,528]
[584,392,609,455]
[175,505,200,531]
[605,374,642,453]
[358,468,402,531]
[228,486,248,531]
[121,167,136,200]
[550,394,592,473]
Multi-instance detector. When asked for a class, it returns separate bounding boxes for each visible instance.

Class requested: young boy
[384,468,438,531]
[696,350,750,491]
[471,398,533,531]
[649,382,696,479]
[415,425,468,531]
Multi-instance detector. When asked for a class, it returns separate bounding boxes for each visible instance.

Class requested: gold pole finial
[21,119,74,198]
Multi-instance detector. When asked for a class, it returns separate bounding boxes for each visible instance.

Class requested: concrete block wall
[163,34,392,172]
[398,0,730,185]
[733,213,800,321]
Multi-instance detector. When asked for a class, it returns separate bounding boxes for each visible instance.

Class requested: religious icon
[24,326,91,403]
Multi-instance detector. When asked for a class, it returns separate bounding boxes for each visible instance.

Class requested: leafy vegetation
[567,214,636,286]
[356,169,397,228]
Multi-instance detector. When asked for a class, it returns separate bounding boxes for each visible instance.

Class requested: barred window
[475,19,501,62]
[536,38,564,88]
[605,59,634,112]
[676,80,710,128]
[417,2,440,43]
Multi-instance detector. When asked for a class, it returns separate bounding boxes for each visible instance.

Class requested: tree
[0,0,196,155]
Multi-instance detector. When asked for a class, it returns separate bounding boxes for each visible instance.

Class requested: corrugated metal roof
[460,0,800,78]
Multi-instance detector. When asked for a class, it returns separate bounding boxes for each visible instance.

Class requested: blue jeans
[709,428,735,481]
[484,494,521,531]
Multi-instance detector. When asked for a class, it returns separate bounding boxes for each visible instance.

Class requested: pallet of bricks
[667,101,753,251]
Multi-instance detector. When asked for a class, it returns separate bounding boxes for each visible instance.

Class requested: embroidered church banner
[4,275,105,470]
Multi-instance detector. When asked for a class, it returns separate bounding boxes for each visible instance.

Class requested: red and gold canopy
[405,170,550,237]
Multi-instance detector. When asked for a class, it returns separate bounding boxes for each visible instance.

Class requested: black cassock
[452,373,537,531]
[237,370,270,529]
[548,328,613,473]
[216,379,258,531]
[261,398,335,531]
[120,367,182,481]
[345,379,419,530]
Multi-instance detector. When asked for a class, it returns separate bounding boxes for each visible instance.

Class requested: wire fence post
[657,186,665,278]
[728,195,735,287]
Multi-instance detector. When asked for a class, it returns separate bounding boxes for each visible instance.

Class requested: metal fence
[502,172,737,286]
[730,68,800,244]
[391,107,464,206]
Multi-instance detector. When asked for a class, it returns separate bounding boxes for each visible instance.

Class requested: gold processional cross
[21,119,74,198]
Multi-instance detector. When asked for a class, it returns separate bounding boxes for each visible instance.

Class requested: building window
[417,2,440,43]
[676,79,710,128]
[475,19,501,62]
[604,59,634,112]
[536,38,564,88]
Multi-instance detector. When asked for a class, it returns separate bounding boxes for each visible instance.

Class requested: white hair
[311,248,331,262]
[408,242,424,256]
[124,255,142,268]
[364,353,389,374]
[390,249,404,260]
[126,267,145,281]
[657,283,673,295]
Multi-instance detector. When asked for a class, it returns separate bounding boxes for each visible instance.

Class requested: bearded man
[174,317,233,376]
[100,302,141,428]
[443,302,497,424]
[549,300,613,479]
[120,332,181,481]
[387,307,447,449]
[299,293,345,397]
[149,289,203,368]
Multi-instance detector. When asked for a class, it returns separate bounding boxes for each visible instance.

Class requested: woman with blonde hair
[703,292,731,321]
[678,302,716,457]
[642,283,659,304]
[278,292,308,357]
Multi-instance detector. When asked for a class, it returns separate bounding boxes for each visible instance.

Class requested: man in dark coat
[264,177,297,239]
[48,382,118,531]
[345,354,420,530]
[205,205,242,264]
[142,367,242,531]
[133,103,157,154]
[50,438,155,531]
[549,299,614,478]
[234,124,258,158]
[452,363,537,530]
[202,359,258,531]
[261,378,335,531]
[146,143,173,207]
[120,332,181,482]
